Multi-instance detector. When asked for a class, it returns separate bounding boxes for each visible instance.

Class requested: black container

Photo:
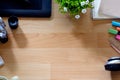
[8,16,18,29]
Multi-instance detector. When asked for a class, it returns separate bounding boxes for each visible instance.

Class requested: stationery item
[112,21,120,27]
[91,0,117,20]
[108,28,118,35]
[116,27,120,31]
[116,35,120,40]
[99,0,120,18]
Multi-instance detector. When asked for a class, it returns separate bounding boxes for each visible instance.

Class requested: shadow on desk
[11,26,28,48]
[0,24,28,48]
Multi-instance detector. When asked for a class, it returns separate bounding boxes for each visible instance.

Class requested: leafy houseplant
[55,0,94,19]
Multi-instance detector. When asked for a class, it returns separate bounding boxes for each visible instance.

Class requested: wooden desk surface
[0,1,120,80]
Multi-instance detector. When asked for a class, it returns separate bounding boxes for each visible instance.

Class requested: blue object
[112,21,120,27]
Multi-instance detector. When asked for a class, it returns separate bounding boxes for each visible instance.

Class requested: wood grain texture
[0,1,120,80]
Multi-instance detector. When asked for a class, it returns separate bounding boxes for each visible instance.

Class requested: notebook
[92,0,119,20]
[99,0,120,18]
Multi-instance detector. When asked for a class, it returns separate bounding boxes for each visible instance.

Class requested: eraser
[108,28,118,35]
[112,21,120,27]
[116,35,120,40]
[0,56,4,66]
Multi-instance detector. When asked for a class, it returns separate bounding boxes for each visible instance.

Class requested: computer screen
[0,0,51,17]
[0,0,42,9]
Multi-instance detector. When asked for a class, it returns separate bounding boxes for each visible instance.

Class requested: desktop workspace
[0,0,120,80]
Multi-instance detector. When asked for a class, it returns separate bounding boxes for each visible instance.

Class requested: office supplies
[112,21,120,27]
[108,28,118,35]
[116,35,120,40]
[116,27,120,31]
[91,0,117,20]
[99,0,120,18]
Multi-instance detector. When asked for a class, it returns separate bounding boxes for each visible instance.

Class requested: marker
[108,28,118,35]
[116,35,120,40]
[112,21,120,27]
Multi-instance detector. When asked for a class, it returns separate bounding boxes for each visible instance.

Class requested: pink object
[116,35,120,40]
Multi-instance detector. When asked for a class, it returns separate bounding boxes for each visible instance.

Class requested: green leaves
[55,0,94,16]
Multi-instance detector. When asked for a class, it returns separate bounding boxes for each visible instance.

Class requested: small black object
[105,64,120,71]
[8,16,18,29]
[105,57,120,71]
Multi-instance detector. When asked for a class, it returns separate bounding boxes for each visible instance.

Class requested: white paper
[92,0,118,20]
[99,0,120,18]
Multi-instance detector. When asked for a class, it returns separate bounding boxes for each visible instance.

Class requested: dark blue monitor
[0,0,51,17]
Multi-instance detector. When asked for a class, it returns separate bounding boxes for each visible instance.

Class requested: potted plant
[55,0,94,19]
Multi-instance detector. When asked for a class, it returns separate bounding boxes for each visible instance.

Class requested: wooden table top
[0,1,120,80]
